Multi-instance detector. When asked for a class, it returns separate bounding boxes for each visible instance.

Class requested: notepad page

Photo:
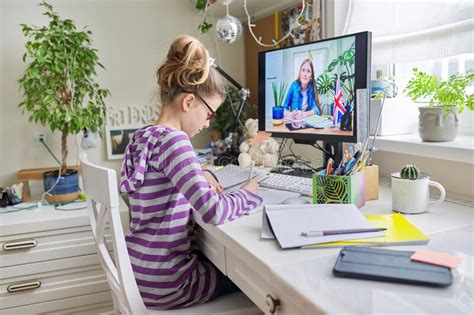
[214,164,267,189]
[265,204,384,248]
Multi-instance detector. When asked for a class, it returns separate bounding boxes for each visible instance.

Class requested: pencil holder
[364,164,379,201]
[312,171,366,208]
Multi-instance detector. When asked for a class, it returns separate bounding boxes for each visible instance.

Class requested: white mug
[391,172,446,214]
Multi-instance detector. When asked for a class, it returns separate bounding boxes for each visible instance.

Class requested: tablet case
[333,246,452,287]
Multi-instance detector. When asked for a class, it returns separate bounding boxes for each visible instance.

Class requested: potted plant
[18,1,109,202]
[271,82,288,126]
[316,42,355,115]
[404,68,473,142]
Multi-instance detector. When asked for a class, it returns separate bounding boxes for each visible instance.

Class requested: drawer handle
[7,280,41,293]
[266,294,280,313]
[3,239,37,251]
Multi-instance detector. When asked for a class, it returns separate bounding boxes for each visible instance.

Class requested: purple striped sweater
[120,125,262,310]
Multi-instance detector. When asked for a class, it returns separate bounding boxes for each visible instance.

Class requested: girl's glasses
[182,90,216,121]
[195,94,217,121]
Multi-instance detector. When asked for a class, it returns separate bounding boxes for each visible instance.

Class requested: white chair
[80,154,261,315]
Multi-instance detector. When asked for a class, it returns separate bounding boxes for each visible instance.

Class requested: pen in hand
[249,160,255,181]
[300,227,386,237]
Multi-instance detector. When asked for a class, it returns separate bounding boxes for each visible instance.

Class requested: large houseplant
[316,42,355,114]
[404,68,473,142]
[18,1,109,202]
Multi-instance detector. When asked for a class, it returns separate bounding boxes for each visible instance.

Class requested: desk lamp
[209,57,250,164]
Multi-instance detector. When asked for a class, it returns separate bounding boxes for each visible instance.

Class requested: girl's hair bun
[157,35,216,103]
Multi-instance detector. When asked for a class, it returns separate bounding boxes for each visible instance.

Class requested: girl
[284,58,322,119]
[120,35,262,310]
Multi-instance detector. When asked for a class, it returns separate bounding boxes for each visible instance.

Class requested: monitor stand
[271,140,343,177]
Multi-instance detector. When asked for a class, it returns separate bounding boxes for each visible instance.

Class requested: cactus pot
[418,106,458,142]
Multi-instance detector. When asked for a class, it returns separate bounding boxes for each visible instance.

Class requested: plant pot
[418,106,459,142]
[272,107,284,126]
[43,169,80,203]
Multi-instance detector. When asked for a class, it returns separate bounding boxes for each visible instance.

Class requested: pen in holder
[313,171,366,208]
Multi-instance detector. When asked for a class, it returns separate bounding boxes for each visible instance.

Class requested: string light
[243,0,306,47]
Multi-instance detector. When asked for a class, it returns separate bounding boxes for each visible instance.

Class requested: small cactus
[400,164,420,180]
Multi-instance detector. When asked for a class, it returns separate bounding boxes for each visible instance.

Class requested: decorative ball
[78,191,87,201]
[400,164,421,180]
[215,15,242,44]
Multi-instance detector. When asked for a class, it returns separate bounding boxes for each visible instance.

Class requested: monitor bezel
[258,31,371,143]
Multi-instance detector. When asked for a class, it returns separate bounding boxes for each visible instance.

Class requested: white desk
[194,181,474,314]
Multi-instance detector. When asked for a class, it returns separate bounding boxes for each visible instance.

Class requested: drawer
[0,291,112,314]
[0,226,113,269]
[1,252,101,280]
[0,263,110,309]
[195,225,226,275]
[226,251,303,315]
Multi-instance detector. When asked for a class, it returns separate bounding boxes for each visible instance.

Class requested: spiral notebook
[303,213,429,249]
[262,204,384,249]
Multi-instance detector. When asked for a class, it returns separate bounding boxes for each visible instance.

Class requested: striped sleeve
[153,130,262,226]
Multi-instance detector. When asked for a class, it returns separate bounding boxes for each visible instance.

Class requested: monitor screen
[258,32,371,143]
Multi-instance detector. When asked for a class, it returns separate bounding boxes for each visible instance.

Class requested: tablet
[333,246,452,287]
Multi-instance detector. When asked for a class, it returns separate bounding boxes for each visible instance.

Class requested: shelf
[370,133,474,164]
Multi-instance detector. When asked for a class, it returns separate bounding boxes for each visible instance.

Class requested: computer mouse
[281,197,311,205]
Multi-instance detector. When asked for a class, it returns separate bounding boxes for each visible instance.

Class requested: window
[339,0,473,137]
[389,53,474,135]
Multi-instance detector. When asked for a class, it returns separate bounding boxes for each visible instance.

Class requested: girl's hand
[203,171,224,194]
[241,179,260,195]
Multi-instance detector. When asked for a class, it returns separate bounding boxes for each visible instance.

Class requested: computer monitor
[258,32,371,151]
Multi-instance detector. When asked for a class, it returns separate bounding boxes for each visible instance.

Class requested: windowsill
[370,133,474,164]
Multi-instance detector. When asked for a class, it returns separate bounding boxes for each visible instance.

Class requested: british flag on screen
[333,78,346,126]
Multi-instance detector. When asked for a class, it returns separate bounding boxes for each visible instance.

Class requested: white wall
[0,0,246,187]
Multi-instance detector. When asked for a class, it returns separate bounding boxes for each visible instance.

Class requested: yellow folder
[304,213,429,248]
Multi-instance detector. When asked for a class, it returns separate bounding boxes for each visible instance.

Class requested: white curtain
[342,0,474,64]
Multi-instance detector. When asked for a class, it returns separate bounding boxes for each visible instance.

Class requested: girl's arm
[155,130,262,226]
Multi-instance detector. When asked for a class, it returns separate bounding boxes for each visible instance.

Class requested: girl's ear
[181,93,195,112]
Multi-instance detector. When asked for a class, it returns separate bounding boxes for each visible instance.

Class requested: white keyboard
[259,173,313,196]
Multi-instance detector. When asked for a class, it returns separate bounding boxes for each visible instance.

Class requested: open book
[284,115,334,129]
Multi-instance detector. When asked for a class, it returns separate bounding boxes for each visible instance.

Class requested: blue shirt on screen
[283,81,321,115]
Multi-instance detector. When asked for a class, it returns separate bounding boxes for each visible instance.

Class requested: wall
[0,0,246,187]
[0,1,4,179]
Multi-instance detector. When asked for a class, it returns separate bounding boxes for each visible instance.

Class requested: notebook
[284,115,334,129]
[243,188,301,215]
[304,213,429,249]
[262,204,384,249]
[213,164,267,190]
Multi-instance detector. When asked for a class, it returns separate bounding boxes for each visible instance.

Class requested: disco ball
[215,15,242,44]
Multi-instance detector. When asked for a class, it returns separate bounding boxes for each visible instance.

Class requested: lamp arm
[210,62,250,132]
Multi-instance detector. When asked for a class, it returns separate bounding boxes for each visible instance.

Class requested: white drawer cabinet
[0,201,129,314]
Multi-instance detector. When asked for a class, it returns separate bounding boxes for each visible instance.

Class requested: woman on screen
[283,58,322,120]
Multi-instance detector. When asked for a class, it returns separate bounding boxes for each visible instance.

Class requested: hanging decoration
[215,0,242,44]
[196,0,217,33]
[244,0,306,47]
[195,0,312,47]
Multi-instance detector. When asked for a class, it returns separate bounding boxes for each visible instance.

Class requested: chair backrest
[80,154,148,315]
